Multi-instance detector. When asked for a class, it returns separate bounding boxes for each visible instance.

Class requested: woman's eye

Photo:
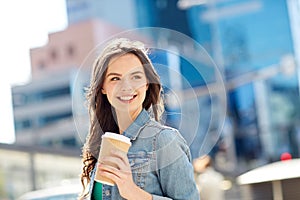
[132,75,142,80]
[111,77,120,81]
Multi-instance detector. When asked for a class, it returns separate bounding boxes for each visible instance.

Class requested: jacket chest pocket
[128,151,152,189]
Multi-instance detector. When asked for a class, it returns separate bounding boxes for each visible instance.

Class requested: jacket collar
[123,109,150,141]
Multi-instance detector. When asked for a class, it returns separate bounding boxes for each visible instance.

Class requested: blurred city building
[66,0,137,28]
[181,0,300,171]
[0,143,81,199]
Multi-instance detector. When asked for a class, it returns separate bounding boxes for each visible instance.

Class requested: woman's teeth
[119,96,134,101]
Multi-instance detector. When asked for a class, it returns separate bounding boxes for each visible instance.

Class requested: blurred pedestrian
[193,155,225,200]
[78,38,199,199]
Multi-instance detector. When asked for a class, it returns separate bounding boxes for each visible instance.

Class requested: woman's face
[102,53,148,116]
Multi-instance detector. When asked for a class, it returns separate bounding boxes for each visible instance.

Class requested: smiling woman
[79,38,199,200]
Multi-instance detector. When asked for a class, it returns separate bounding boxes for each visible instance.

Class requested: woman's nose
[120,78,133,91]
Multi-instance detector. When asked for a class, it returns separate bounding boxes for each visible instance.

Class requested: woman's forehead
[108,53,141,64]
[106,53,144,74]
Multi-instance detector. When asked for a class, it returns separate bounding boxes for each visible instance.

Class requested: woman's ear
[101,88,106,94]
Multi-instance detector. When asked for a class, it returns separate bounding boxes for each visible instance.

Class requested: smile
[118,95,137,102]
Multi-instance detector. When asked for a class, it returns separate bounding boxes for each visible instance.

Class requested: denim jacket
[87,109,200,200]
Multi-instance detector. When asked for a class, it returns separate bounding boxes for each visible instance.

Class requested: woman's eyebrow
[106,72,121,77]
[106,70,144,78]
[130,70,144,75]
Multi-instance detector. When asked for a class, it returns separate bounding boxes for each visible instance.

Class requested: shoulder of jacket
[147,118,174,129]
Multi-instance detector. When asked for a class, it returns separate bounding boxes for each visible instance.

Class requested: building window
[67,44,75,57]
[40,111,72,125]
[39,86,71,100]
[156,0,167,9]
[38,61,45,69]
[13,93,28,107]
[62,137,77,147]
[15,119,32,131]
[50,49,58,60]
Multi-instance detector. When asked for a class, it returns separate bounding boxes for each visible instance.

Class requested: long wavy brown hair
[79,38,164,198]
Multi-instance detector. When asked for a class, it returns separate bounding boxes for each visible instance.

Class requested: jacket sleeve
[153,128,200,200]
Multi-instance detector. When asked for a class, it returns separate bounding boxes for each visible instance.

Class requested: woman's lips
[117,95,137,103]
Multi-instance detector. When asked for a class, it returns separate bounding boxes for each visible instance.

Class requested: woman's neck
[116,108,142,134]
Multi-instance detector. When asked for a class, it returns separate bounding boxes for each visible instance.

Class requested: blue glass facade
[186,0,299,162]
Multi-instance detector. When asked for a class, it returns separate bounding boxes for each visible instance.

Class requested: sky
[0,0,67,143]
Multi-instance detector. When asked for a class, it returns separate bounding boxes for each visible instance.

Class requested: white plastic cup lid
[102,132,131,145]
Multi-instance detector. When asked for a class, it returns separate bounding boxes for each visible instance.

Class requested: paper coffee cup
[95,132,131,185]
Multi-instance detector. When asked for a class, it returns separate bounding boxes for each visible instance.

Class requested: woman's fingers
[100,156,126,171]
[98,164,122,183]
[98,163,121,176]
[98,163,132,184]
[100,150,130,171]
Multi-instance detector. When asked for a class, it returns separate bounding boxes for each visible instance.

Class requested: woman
[79,38,199,199]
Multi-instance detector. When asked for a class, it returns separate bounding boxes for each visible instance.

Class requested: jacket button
[105,190,111,196]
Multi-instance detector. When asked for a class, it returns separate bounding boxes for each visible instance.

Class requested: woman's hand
[97,150,152,200]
